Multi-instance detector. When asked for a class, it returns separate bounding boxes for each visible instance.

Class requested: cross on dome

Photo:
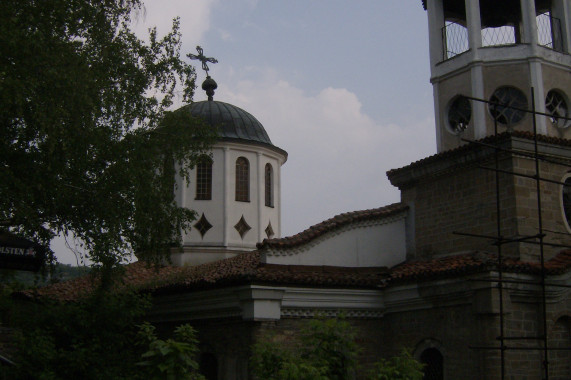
[189,46,219,101]
[188,46,218,76]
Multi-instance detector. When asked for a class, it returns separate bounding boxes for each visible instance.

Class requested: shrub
[368,349,424,380]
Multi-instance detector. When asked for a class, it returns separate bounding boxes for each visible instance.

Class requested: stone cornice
[387,133,571,190]
[147,284,385,322]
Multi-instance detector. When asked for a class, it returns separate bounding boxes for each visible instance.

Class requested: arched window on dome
[265,163,273,207]
[195,158,212,200]
[235,157,249,202]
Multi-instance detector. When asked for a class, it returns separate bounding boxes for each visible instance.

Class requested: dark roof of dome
[184,100,274,146]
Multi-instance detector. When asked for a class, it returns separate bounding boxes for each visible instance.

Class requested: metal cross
[188,46,218,76]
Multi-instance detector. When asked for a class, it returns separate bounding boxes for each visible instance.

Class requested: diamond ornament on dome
[194,213,213,238]
[234,215,251,239]
[265,221,275,239]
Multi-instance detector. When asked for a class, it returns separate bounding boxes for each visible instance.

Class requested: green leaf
[0,0,217,272]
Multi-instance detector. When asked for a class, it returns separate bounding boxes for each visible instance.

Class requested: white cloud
[216,69,436,236]
[133,0,216,47]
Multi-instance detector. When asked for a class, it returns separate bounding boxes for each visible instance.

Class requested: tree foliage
[250,339,329,380]
[250,316,358,380]
[2,291,206,379]
[137,322,205,380]
[250,316,424,380]
[368,349,424,380]
[4,291,152,379]
[0,0,216,267]
[302,316,360,379]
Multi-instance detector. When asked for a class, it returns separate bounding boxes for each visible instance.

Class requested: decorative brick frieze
[280,308,384,319]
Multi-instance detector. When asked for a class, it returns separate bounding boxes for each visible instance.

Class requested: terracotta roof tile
[389,250,571,284]
[20,252,391,301]
[257,203,408,250]
[20,262,188,302]
[21,249,571,302]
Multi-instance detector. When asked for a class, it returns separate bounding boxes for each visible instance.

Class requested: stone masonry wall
[153,278,570,380]
[512,154,571,261]
[402,150,571,261]
[402,153,519,259]
[379,281,571,380]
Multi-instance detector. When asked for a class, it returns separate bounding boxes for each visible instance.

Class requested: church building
[32,1,571,379]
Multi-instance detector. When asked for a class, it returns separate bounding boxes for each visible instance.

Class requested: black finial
[202,76,218,101]
[188,46,219,101]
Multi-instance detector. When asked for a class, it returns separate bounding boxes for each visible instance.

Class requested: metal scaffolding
[455,88,571,380]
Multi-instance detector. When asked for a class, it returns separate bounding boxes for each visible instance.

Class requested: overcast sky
[55,0,437,265]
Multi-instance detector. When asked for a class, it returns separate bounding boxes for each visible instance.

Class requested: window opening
[195,159,212,200]
[199,353,218,380]
[447,96,472,134]
[562,175,571,232]
[536,0,563,51]
[420,348,444,380]
[546,90,569,128]
[235,157,249,202]
[489,86,528,126]
[265,163,274,207]
[443,21,468,59]
[442,0,468,60]
[480,0,522,47]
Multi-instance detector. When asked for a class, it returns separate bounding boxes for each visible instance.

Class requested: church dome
[183,100,274,146]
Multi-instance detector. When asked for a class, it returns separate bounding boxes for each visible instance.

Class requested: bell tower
[424,0,571,152]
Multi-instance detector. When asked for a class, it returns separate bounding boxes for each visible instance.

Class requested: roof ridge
[257,202,408,250]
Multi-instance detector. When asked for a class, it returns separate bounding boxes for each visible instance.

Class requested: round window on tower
[546,90,570,129]
[488,86,528,126]
[446,95,472,134]
[561,174,571,233]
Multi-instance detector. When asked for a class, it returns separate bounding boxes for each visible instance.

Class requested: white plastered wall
[262,215,407,268]
[175,141,285,253]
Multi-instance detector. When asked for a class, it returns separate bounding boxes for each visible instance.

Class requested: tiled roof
[389,250,571,284]
[19,251,389,301]
[20,249,571,302]
[390,252,491,283]
[257,203,408,250]
[387,131,571,181]
[19,263,187,302]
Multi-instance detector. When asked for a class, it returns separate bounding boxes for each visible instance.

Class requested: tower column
[277,160,282,238]
[521,0,547,134]
[520,0,539,47]
[471,65,486,139]
[257,152,264,243]
[465,0,482,54]
[465,0,486,139]
[426,0,445,67]
[223,147,230,247]
[552,0,571,53]
[432,83,443,152]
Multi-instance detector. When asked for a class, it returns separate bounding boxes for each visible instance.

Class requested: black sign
[0,232,47,272]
